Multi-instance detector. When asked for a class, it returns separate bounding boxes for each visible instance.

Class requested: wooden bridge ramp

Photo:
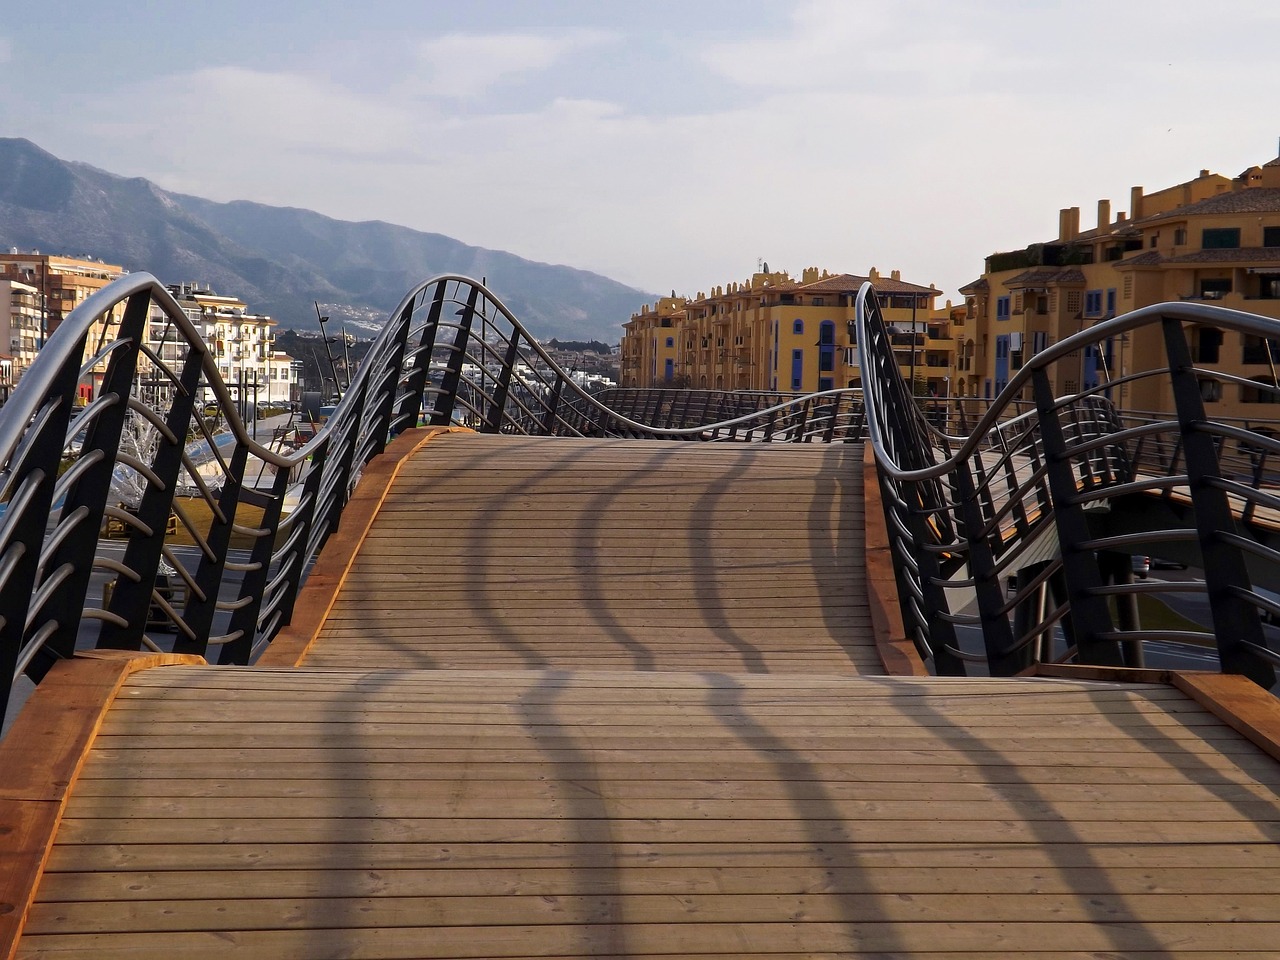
[4,430,1280,958]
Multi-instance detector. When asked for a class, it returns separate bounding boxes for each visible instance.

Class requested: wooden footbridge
[5,276,1280,957]
[6,429,1280,958]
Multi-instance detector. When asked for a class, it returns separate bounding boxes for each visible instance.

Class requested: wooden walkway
[264,432,881,675]
[5,429,1280,958]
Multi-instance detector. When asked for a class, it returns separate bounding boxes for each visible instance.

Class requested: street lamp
[909,293,919,401]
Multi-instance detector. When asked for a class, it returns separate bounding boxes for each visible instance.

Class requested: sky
[4,0,1280,309]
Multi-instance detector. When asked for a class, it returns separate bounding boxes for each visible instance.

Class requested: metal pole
[910,294,917,402]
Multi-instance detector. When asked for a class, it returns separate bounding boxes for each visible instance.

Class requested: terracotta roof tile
[1115,251,1165,267]
[1003,267,1086,287]
[958,278,988,294]
[793,272,937,295]
[1166,246,1280,264]
[1143,187,1280,221]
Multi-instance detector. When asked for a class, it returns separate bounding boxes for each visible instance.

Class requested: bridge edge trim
[0,650,204,958]
[862,444,928,676]
[257,427,472,668]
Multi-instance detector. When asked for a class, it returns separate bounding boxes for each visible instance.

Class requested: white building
[155,284,297,409]
[0,280,42,395]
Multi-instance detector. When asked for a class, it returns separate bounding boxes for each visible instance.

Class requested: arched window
[793,319,804,335]
[1242,376,1280,404]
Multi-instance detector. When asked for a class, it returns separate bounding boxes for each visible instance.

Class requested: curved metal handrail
[0,272,879,724]
[858,281,1280,687]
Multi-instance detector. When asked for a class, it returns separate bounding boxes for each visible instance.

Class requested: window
[665,337,674,348]
[1085,290,1103,317]
[818,320,835,372]
[996,296,1010,321]
[1202,228,1240,249]
[1265,226,1280,248]
[1197,328,1222,364]
[811,297,825,306]
[1032,331,1048,356]
[1200,278,1231,300]
[791,349,804,390]
[1106,288,1116,316]
[1199,378,1221,403]
[1241,334,1278,365]
[793,319,804,335]
[1174,228,1187,245]
[1149,232,1159,249]
[1066,290,1083,315]
[1242,376,1280,404]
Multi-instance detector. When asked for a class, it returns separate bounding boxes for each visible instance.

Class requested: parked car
[1131,555,1150,579]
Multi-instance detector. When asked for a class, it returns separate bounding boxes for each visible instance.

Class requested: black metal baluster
[1162,316,1274,686]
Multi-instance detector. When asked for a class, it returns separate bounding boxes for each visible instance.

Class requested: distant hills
[0,138,652,341]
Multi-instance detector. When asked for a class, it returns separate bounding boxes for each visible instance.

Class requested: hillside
[0,138,652,340]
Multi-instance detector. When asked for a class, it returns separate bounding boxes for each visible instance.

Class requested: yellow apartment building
[622,267,948,396]
[0,252,126,404]
[620,295,686,388]
[962,150,1280,419]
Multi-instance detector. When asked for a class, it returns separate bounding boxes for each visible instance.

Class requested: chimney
[1058,209,1070,242]
[1130,186,1144,220]
[891,269,901,281]
[1097,199,1111,231]
[1068,207,1080,240]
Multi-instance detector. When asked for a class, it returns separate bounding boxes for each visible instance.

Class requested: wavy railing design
[0,274,874,723]
[858,281,1280,688]
[577,387,865,442]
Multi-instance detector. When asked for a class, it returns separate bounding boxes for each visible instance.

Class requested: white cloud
[407,29,614,99]
[32,2,1280,315]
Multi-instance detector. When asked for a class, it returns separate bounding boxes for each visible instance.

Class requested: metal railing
[0,273,873,723]
[858,281,1280,688]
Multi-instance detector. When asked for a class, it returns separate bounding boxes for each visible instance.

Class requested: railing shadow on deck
[9,270,1280,725]
[0,273,870,726]
[857,281,1280,688]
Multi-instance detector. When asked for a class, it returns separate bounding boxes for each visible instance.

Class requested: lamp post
[909,293,919,402]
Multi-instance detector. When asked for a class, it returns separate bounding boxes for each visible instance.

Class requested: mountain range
[0,138,652,341]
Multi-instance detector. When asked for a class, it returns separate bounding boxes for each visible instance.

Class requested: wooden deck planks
[287,433,879,675]
[11,433,1280,957]
[17,666,1280,958]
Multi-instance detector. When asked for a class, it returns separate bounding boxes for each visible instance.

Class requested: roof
[797,272,936,295]
[1113,251,1165,268]
[1166,246,1280,264]
[1141,187,1280,222]
[958,278,988,294]
[1003,267,1087,287]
